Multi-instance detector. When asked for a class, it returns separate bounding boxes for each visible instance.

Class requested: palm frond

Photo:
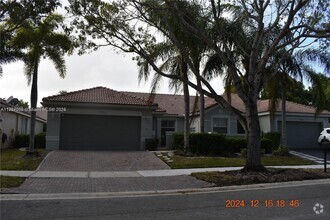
[45,48,66,78]
[202,53,226,80]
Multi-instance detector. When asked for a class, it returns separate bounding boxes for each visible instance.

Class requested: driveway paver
[38,151,170,171]
[2,176,213,194]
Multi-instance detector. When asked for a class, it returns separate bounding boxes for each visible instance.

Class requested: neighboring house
[42,86,330,151]
[0,98,47,148]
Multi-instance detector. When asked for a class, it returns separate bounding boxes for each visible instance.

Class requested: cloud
[0,47,224,106]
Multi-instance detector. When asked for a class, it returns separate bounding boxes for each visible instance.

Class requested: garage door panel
[60,114,141,150]
[278,121,322,149]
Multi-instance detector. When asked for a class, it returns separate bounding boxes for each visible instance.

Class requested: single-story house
[42,86,330,151]
[0,98,47,148]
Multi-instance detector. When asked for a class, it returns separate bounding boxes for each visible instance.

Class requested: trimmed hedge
[173,132,273,156]
[173,133,226,155]
[145,138,159,151]
[35,133,46,149]
[262,132,280,150]
[14,133,46,149]
[14,135,29,148]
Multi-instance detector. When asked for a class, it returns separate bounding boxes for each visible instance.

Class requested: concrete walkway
[1,165,327,178]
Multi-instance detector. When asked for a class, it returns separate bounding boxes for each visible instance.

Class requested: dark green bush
[225,137,247,152]
[14,135,29,148]
[240,148,247,157]
[35,133,46,149]
[261,138,273,154]
[173,133,232,155]
[190,133,226,155]
[262,132,280,150]
[273,145,290,156]
[172,133,184,150]
[145,138,159,151]
[14,133,46,149]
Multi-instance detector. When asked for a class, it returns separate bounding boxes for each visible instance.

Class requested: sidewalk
[1,165,329,195]
[0,164,327,178]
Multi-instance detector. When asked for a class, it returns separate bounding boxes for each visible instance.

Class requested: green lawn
[0,148,48,170]
[162,155,316,169]
[0,175,25,188]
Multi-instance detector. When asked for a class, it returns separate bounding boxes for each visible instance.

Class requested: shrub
[35,133,46,149]
[262,132,280,150]
[273,145,290,156]
[172,132,226,155]
[172,133,184,150]
[261,138,273,154]
[240,148,247,157]
[14,135,29,148]
[14,133,46,149]
[145,138,159,151]
[172,133,273,156]
[225,137,247,153]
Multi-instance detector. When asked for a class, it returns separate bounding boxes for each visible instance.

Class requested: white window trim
[211,116,230,134]
[161,119,177,132]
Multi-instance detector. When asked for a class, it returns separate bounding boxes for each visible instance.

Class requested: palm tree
[263,49,329,146]
[137,1,208,151]
[138,42,191,151]
[8,13,73,155]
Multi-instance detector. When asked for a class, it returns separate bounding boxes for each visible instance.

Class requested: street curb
[35,150,55,171]
[2,178,330,201]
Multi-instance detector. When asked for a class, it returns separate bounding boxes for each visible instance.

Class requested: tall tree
[68,0,330,171]
[309,74,330,110]
[6,13,73,156]
[0,0,61,73]
[262,49,329,146]
[137,1,208,149]
[138,42,191,151]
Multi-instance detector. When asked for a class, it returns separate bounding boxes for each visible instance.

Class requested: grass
[158,154,316,169]
[0,148,48,170]
[0,175,25,188]
[192,169,330,187]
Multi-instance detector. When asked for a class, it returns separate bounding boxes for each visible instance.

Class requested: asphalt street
[1,181,330,220]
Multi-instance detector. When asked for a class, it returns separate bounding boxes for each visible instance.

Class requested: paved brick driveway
[2,176,213,194]
[38,151,170,171]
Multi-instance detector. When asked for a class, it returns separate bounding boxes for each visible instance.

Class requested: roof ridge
[125,91,193,97]
[43,86,107,99]
[285,99,316,110]
[122,91,158,106]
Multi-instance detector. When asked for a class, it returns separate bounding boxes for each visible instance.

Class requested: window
[237,121,245,134]
[161,120,176,146]
[21,117,28,134]
[212,118,228,133]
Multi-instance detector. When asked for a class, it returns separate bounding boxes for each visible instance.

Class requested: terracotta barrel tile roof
[42,87,330,115]
[42,87,157,107]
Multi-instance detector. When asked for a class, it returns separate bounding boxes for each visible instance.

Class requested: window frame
[211,116,229,134]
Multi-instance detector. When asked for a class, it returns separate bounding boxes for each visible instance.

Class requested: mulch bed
[192,169,330,187]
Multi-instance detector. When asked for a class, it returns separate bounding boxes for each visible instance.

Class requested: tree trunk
[197,78,205,133]
[27,56,39,156]
[281,88,287,146]
[182,60,190,152]
[243,98,266,171]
